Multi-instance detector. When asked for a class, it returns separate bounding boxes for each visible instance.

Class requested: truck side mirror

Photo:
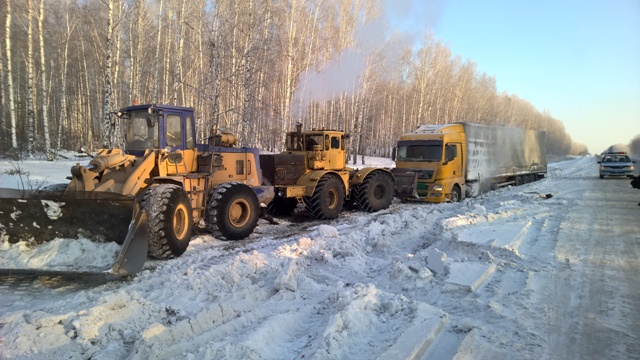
[392,147,397,161]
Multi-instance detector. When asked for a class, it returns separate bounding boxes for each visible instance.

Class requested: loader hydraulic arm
[69,149,138,192]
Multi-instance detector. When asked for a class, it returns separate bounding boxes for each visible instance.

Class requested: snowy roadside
[2,155,634,359]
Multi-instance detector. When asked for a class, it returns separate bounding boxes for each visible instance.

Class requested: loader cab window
[125,111,159,151]
[185,115,195,149]
[166,114,183,147]
[396,140,443,162]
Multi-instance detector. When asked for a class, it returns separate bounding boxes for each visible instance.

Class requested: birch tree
[56,0,75,155]
[38,0,53,160]
[26,0,36,157]
[152,0,163,103]
[102,0,114,148]
[5,0,18,149]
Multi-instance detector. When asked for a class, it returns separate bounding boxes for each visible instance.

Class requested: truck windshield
[397,140,443,162]
[125,111,159,151]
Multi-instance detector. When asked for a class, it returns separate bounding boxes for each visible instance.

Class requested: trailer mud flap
[391,170,418,199]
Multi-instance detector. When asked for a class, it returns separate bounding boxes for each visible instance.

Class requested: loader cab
[122,104,197,156]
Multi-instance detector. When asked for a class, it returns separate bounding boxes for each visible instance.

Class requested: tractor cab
[284,124,347,171]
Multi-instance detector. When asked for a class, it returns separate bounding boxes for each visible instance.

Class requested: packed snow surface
[1,154,639,359]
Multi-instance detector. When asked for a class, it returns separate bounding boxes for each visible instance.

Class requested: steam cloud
[291,0,443,119]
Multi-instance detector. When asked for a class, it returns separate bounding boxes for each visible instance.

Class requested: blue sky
[385,0,640,153]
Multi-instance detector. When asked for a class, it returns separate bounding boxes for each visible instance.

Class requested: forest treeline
[0,0,588,161]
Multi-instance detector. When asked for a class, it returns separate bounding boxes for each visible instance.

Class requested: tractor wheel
[266,197,298,217]
[354,172,394,212]
[206,182,260,240]
[450,185,462,203]
[142,184,193,260]
[304,176,345,219]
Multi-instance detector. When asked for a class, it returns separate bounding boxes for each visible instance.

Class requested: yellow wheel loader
[260,124,417,220]
[0,104,274,280]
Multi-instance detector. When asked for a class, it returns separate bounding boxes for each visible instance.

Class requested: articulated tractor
[260,124,417,219]
[0,104,273,279]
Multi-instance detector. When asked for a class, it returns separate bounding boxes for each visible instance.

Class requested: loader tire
[207,182,260,240]
[266,197,298,217]
[142,184,193,259]
[304,176,344,220]
[354,172,393,212]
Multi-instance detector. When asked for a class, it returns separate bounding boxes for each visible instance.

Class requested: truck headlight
[433,185,443,192]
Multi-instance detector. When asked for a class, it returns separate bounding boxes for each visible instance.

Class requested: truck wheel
[304,176,344,219]
[515,176,524,186]
[450,185,461,203]
[207,182,259,240]
[355,172,393,212]
[142,184,193,259]
[266,197,298,217]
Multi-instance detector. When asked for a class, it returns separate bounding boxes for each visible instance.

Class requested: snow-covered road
[0,155,639,359]
[533,172,640,359]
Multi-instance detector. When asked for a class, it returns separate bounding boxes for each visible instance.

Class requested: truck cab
[394,124,466,203]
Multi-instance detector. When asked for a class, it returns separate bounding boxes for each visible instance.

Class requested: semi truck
[391,122,547,203]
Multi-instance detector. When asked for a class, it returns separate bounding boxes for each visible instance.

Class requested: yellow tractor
[260,124,416,219]
[0,104,273,279]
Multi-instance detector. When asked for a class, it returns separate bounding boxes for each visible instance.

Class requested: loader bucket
[0,188,149,280]
[391,170,419,199]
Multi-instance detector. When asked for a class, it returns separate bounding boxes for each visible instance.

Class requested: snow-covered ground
[1,154,639,360]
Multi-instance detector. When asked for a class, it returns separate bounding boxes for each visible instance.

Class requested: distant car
[597,152,636,179]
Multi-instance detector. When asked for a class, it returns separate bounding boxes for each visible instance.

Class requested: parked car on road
[597,152,636,179]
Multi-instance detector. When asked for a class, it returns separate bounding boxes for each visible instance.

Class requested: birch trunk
[38,0,53,160]
[152,0,163,103]
[134,0,144,102]
[208,3,220,136]
[112,1,122,110]
[56,0,74,155]
[173,0,185,105]
[27,0,36,157]
[282,0,298,132]
[102,0,114,148]
[5,0,17,149]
